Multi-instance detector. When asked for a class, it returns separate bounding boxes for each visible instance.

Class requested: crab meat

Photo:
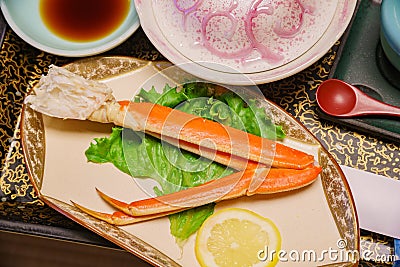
[25,65,114,120]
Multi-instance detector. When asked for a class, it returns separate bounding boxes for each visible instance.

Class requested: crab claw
[71,201,139,225]
[71,201,184,225]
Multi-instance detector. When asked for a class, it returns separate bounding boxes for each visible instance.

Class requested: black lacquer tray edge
[316,0,400,144]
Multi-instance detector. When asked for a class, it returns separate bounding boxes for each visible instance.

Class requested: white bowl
[0,0,140,57]
[135,0,357,85]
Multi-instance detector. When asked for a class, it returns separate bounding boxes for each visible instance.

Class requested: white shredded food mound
[24,65,115,120]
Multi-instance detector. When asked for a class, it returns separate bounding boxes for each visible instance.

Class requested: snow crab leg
[89,100,315,170]
[25,65,315,172]
[73,165,322,225]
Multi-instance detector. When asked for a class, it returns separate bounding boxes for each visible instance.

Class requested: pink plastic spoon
[316,79,400,118]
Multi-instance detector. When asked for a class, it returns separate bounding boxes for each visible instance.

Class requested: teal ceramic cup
[380,0,400,72]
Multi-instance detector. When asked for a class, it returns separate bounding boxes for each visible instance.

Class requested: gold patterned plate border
[20,56,359,266]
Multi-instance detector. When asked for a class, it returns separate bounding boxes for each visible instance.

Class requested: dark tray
[317,0,400,144]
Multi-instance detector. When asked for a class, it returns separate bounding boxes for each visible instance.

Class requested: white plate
[21,57,359,267]
[0,0,140,57]
[134,0,357,85]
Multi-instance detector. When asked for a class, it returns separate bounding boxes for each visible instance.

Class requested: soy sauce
[40,0,130,42]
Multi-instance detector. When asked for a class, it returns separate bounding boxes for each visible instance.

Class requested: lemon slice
[195,208,281,267]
